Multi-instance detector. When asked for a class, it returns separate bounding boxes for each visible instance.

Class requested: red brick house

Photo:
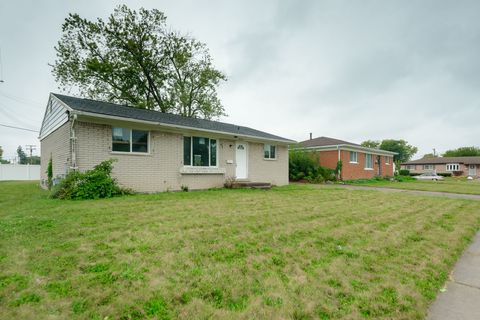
[401,157,480,178]
[298,136,397,180]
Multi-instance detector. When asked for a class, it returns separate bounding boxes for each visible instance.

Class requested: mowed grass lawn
[1,182,479,319]
[348,177,480,195]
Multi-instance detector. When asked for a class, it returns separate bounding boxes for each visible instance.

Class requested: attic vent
[49,101,53,112]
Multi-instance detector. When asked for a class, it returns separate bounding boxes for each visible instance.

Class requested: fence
[0,164,41,181]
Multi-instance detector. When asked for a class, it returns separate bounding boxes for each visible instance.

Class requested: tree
[0,146,8,164]
[422,153,437,159]
[361,140,380,148]
[17,146,27,164]
[51,5,227,119]
[379,139,418,163]
[443,147,480,157]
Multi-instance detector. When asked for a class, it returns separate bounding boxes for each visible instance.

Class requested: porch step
[232,182,272,189]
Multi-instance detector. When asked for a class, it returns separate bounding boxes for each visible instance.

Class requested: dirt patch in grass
[0,181,479,319]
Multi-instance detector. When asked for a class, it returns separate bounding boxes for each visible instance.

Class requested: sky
[1,0,479,162]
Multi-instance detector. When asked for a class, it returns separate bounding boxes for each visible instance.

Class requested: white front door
[235,142,248,180]
[469,164,477,176]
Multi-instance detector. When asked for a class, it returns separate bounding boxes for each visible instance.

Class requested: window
[264,144,276,159]
[385,156,390,165]
[349,151,358,163]
[183,136,217,167]
[423,164,434,170]
[112,127,149,153]
[365,154,373,169]
[446,163,459,171]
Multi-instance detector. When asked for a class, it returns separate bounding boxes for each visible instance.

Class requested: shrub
[51,159,131,200]
[399,169,410,176]
[289,149,335,183]
[437,173,452,177]
[47,157,53,190]
[409,172,421,176]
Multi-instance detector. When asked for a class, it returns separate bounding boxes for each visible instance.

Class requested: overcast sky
[1,0,479,161]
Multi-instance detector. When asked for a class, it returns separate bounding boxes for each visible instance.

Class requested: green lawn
[347,177,480,195]
[1,181,479,319]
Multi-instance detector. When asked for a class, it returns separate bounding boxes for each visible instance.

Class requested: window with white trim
[446,163,459,171]
[183,136,217,167]
[264,144,276,159]
[423,164,434,170]
[385,156,390,165]
[406,165,416,170]
[349,151,358,163]
[365,154,373,169]
[112,127,149,153]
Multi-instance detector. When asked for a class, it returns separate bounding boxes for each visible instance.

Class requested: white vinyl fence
[0,164,41,181]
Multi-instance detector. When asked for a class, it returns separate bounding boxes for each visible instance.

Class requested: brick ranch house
[401,157,480,178]
[297,136,397,180]
[39,93,295,192]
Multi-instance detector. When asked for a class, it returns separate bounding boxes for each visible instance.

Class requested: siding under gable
[39,96,69,140]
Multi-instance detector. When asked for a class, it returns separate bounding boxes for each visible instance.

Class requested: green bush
[289,149,335,183]
[399,169,410,176]
[437,173,452,177]
[409,172,421,176]
[47,157,53,190]
[51,159,131,200]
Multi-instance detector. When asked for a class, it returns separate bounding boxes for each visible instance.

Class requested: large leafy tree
[360,139,418,163]
[51,5,227,119]
[360,140,380,149]
[379,139,418,163]
[443,147,480,157]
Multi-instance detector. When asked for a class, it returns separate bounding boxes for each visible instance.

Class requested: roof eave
[291,144,398,155]
[71,110,296,145]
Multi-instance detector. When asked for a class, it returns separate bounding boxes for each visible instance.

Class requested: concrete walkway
[321,184,480,201]
[427,232,480,319]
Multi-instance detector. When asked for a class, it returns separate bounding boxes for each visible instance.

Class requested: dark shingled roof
[404,156,480,165]
[52,93,294,143]
[299,136,361,148]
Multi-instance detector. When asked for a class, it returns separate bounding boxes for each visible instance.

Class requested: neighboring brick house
[39,93,295,192]
[298,136,397,180]
[401,157,480,177]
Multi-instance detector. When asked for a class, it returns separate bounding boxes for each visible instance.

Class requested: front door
[377,156,382,176]
[235,142,248,180]
[469,164,477,176]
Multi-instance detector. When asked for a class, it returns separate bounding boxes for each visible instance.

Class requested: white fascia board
[71,110,296,145]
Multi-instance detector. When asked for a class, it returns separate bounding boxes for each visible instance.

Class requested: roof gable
[51,93,295,143]
[39,95,70,140]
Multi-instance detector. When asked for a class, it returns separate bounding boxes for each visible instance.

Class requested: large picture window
[183,136,217,167]
[112,127,149,153]
[365,153,373,169]
[264,144,276,159]
[446,163,459,171]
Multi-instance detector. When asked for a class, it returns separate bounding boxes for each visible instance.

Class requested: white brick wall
[42,120,289,192]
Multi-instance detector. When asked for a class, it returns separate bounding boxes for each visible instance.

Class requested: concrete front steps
[232,182,272,189]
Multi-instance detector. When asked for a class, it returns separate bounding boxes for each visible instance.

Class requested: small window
[183,136,217,167]
[446,163,459,171]
[349,151,358,163]
[112,127,148,153]
[406,164,416,170]
[423,164,434,170]
[385,156,390,165]
[365,154,373,169]
[264,144,276,159]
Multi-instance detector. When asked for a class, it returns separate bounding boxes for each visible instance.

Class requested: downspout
[70,113,78,171]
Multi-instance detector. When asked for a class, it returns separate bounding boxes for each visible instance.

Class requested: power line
[0,123,38,133]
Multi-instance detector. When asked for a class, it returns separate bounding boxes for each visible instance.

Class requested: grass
[0,181,479,319]
[346,177,480,195]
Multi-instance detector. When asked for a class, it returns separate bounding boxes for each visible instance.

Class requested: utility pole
[433,148,436,157]
[25,145,36,164]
